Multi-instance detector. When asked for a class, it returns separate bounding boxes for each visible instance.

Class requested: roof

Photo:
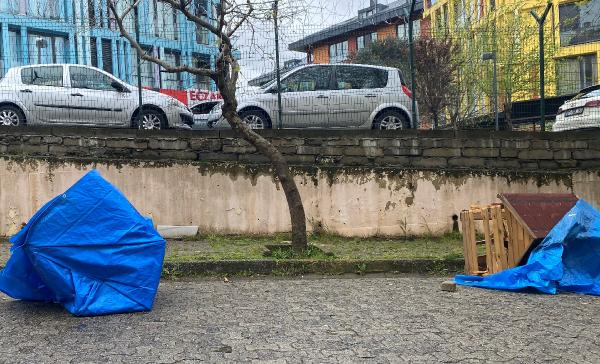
[289,0,423,52]
[498,193,579,239]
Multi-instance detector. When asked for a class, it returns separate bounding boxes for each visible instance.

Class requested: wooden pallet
[461,204,534,275]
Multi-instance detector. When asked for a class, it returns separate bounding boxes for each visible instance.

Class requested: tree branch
[108,0,216,79]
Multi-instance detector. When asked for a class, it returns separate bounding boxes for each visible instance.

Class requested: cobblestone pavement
[1,276,599,363]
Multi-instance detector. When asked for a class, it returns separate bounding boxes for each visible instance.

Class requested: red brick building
[289,0,426,64]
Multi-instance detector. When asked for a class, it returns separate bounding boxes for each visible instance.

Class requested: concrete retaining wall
[1,127,598,237]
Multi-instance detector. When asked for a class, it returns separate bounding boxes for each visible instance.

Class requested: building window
[193,54,211,90]
[559,0,600,47]
[357,33,377,50]
[161,50,181,89]
[443,3,449,31]
[557,54,598,95]
[87,0,96,26]
[329,40,349,63]
[397,20,421,40]
[28,0,61,20]
[435,9,443,35]
[8,30,23,67]
[131,47,157,88]
[29,33,67,64]
[1,1,20,14]
[156,2,178,40]
[195,0,210,44]
[454,0,466,28]
[90,38,98,67]
[101,39,113,74]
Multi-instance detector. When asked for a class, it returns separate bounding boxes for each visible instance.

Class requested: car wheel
[239,110,271,129]
[373,110,410,130]
[0,105,25,126]
[137,109,166,130]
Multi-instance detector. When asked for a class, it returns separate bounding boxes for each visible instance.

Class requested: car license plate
[565,107,584,117]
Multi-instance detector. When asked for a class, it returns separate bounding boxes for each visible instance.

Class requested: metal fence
[0,0,598,132]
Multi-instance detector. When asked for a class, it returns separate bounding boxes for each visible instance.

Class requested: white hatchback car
[208,64,417,129]
[554,85,600,132]
[0,64,192,130]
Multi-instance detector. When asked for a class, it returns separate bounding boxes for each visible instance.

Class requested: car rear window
[397,69,406,85]
[21,66,63,87]
[335,66,388,90]
[581,89,600,99]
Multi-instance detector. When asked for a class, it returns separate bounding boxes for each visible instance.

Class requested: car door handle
[71,93,84,97]
[316,95,329,99]
[20,89,33,93]
[365,94,377,98]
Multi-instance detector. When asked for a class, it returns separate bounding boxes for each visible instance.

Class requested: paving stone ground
[1,276,599,363]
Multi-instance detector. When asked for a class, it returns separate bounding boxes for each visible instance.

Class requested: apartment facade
[289,0,425,64]
[423,0,600,96]
[0,0,218,94]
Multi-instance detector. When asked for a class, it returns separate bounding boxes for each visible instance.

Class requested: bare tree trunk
[432,111,439,129]
[108,0,309,252]
[215,72,308,252]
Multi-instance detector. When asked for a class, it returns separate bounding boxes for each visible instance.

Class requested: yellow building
[423,0,599,97]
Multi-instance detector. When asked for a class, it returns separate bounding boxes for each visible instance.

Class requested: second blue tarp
[455,199,600,296]
[0,170,166,316]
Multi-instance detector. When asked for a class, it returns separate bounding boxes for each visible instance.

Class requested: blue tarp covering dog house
[455,199,600,296]
[0,170,166,316]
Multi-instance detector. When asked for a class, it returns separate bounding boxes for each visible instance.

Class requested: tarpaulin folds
[0,170,166,316]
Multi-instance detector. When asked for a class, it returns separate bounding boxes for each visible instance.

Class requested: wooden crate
[461,193,578,276]
[461,204,534,275]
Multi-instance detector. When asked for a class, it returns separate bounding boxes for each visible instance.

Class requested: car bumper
[164,107,193,129]
[553,113,600,131]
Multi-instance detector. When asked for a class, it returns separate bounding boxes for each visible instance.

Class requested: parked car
[190,100,221,129]
[554,84,600,132]
[207,64,417,129]
[0,64,192,130]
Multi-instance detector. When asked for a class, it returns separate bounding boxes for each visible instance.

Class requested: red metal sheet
[498,193,578,238]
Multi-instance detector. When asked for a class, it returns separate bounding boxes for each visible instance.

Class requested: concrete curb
[161,259,464,277]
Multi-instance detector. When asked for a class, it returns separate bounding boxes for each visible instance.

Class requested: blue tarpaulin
[455,199,600,296]
[0,170,166,316]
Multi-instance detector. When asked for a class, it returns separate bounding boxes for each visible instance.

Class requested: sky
[235,0,396,86]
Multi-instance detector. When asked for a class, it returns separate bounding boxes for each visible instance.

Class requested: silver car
[0,64,192,130]
[208,64,417,129]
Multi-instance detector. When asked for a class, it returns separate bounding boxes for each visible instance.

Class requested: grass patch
[164,232,464,263]
[269,245,333,260]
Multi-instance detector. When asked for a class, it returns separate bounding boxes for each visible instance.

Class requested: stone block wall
[0,127,598,172]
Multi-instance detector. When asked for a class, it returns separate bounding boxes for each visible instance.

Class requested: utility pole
[530,3,552,132]
[273,0,283,129]
[482,52,498,130]
[134,3,143,128]
[407,0,418,129]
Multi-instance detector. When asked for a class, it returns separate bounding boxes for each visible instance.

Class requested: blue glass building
[0,0,218,91]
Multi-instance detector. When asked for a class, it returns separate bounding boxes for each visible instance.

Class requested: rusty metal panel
[498,193,578,239]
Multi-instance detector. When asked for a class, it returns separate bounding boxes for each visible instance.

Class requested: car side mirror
[111,80,129,93]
